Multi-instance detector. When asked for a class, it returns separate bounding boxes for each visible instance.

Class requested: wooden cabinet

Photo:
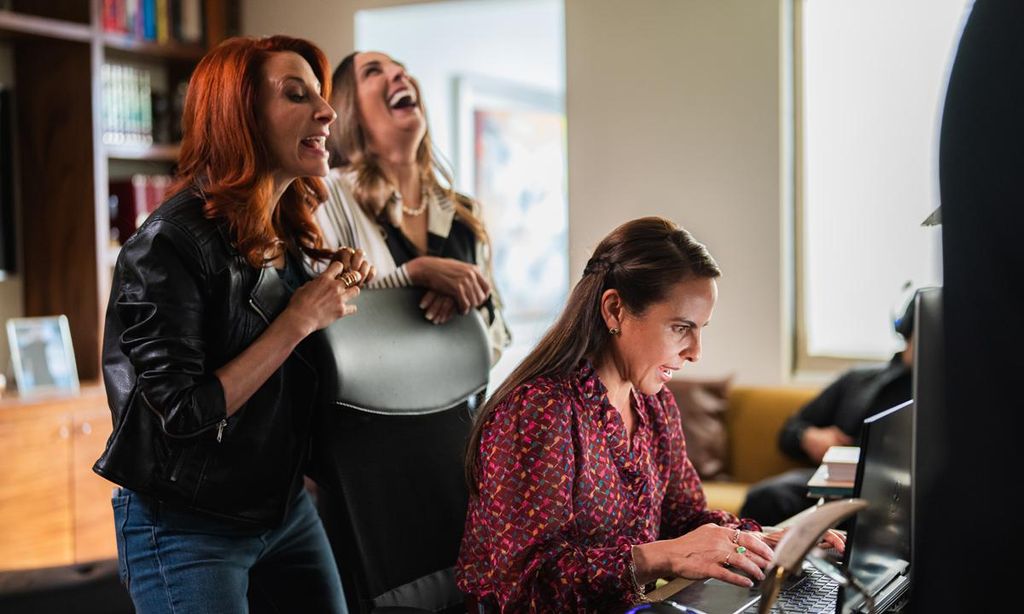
[0,385,115,571]
[0,0,239,574]
[0,1,236,381]
[72,404,119,563]
[0,406,74,570]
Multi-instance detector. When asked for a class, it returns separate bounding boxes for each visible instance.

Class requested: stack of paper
[822,446,860,482]
[806,464,854,498]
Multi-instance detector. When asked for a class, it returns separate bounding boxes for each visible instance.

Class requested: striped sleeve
[366,264,412,289]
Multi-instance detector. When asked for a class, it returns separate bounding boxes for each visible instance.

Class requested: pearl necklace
[397,189,429,217]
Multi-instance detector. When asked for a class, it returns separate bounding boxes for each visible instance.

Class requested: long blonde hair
[328,51,488,246]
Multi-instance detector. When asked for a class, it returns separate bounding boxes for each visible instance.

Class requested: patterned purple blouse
[456,360,760,612]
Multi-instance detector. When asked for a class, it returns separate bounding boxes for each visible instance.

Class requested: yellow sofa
[674,385,820,516]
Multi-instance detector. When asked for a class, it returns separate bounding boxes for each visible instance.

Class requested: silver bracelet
[627,554,648,602]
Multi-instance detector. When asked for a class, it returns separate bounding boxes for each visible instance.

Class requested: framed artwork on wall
[6,315,79,397]
[453,75,568,323]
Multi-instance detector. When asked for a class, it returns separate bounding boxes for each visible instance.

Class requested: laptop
[665,400,914,614]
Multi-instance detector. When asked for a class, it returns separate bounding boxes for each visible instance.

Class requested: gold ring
[732,529,742,544]
[724,553,732,567]
[339,246,356,256]
[337,270,361,288]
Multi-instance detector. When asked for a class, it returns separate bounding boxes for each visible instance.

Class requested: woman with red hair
[94,36,365,613]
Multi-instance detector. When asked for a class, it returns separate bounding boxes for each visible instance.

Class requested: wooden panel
[205,0,230,46]
[14,38,101,380]
[72,404,117,562]
[0,406,74,571]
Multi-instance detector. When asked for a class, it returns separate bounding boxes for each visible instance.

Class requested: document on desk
[806,464,854,498]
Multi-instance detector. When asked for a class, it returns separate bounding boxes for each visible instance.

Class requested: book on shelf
[102,0,205,46]
[178,0,204,45]
[102,63,154,147]
[109,174,174,244]
[822,445,860,482]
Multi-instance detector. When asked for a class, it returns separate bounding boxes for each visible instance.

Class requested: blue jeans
[112,487,348,614]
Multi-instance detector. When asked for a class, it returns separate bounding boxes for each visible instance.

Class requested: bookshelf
[0,0,237,381]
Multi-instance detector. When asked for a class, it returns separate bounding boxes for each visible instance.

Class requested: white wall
[244,0,792,385]
[566,0,786,384]
[354,0,564,178]
[244,0,440,68]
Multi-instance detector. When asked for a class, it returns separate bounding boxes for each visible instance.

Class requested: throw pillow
[666,376,733,481]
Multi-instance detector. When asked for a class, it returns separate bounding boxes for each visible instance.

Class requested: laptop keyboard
[741,568,839,614]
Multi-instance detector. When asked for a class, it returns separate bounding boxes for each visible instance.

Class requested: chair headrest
[309,287,491,415]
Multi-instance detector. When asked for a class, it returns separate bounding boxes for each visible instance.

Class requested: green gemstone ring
[736,546,747,554]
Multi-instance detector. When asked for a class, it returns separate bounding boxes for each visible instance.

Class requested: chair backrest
[307,288,491,614]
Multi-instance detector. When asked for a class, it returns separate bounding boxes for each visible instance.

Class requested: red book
[109,178,138,244]
[102,0,117,32]
[144,175,171,218]
[131,174,149,231]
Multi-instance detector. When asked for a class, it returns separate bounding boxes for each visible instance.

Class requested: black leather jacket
[94,189,319,528]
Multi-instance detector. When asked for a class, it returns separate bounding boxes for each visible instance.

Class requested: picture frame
[452,75,568,321]
[6,315,79,397]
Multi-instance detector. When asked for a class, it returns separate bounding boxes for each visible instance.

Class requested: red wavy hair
[170,35,335,267]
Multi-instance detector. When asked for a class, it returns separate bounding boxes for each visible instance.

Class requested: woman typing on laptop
[457,218,844,612]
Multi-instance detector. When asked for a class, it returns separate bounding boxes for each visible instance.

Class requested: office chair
[307,287,491,614]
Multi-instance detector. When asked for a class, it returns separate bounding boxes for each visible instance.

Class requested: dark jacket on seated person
[740,353,911,526]
[779,354,912,463]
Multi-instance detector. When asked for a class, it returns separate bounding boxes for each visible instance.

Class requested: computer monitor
[839,400,913,613]
[910,287,943,578]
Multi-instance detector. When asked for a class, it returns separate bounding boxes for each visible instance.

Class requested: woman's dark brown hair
[170,35,334,267]
[464,217,722,493]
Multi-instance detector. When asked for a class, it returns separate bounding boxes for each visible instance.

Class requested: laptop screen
[839,399,913,611]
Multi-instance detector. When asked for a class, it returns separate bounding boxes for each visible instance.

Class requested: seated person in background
[457,217,844,612]
[314,50,510,360]
[739,298,916,526]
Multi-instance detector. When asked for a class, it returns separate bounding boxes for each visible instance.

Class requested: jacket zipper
[213,296,273,447]
[141,390,229,441]
[138,294,270,446]
[249,297,271,325]
[169,448,187,482]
